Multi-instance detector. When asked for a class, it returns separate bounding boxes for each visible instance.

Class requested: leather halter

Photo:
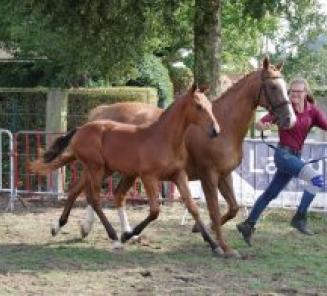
[256,76,291,115]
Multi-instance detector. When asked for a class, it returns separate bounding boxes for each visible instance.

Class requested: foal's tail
[28,128,77,175]
[43,128,77,163]
[28,152,76,175]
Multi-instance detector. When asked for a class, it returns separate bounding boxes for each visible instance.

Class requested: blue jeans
[248,148,306,224]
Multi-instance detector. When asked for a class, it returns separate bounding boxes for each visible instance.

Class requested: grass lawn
[0,199,326,295]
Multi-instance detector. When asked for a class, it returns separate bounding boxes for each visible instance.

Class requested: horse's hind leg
[121,176,160,243]
[51,172,86,237]
[219,174,239,226]
[174,171,221,256]
[85,168,120,248]
[201,173,240,258]
[115,176,136,233]
[78,176,137,239]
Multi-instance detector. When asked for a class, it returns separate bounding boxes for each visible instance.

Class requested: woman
[237,78,327,246]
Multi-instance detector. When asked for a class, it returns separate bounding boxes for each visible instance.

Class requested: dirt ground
[0,196,327,296]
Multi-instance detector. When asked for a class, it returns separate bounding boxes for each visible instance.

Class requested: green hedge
[0,88,48,132]
[168,66,193,95]
[132,54,173,108]
[313,88,327,98]
[0,86,158,131]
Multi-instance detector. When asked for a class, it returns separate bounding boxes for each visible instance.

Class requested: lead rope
[260,130,327,164]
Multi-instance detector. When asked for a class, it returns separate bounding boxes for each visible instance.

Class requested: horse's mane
[213,70,259,103]
[155,92,186,122]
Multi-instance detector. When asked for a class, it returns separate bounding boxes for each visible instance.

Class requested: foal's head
[184,84,220,138]
[258,56,296,129]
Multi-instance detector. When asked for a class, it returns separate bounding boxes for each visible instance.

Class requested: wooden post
[46,89,68,197]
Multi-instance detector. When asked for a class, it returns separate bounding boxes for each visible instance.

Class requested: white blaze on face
[197,92,220,133]
[276,77,297,126]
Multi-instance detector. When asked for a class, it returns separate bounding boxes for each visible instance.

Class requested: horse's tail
[28,151,76,175]
[43,128,77,163]
[28,128,78,175]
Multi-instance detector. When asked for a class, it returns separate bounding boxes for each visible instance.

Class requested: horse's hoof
[51,221,60,237]
[51,227,57,237]
[212,246,224,257]
[112,240,124,250]
[223,249,242,259]
[130,235,140,243]
[121,231,133,243]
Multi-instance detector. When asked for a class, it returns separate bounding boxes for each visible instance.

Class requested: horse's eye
[271,85,277,90]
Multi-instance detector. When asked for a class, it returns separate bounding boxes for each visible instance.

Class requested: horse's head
[185,84,220,138]
[257,57,296,129]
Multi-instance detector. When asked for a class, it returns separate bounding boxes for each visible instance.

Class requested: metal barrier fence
[1,130,176,210]
[0,129,15,210]
[13,130,65,196]
[1,131,327,212]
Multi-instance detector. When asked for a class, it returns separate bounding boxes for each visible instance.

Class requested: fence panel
[0,129,14,193]
[0,129,15,211]
[13,132,327,212]
[14,131,65,196]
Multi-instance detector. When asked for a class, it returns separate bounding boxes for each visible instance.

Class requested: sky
[319,0,327,15]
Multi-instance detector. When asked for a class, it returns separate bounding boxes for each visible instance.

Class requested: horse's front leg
[51,172,86,237]
[201,172,241,258]
[218,173,240,225]
[121,176,160,243]
[174,171,221,256]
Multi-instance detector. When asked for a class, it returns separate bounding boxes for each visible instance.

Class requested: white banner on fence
[187,138,327,212]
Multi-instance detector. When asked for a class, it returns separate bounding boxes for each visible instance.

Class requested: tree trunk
[194,0,222,101]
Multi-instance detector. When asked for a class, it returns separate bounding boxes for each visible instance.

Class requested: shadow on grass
[0,237,228,274]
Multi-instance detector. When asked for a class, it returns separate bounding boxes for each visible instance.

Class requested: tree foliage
[0,1,191,85]
[270,0,327,87]
[0,0,325,87]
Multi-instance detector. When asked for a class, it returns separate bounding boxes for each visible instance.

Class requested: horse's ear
[263,56,270,69]
[198,84,209,94]
[276,61,284,71]
[191,82,197,93]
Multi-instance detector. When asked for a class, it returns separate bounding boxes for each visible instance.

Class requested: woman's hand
[255,121,272,131]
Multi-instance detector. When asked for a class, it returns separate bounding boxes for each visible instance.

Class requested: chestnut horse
[31,85,222,252]
[32,57,296,257]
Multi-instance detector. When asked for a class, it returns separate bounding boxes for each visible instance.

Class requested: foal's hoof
[51,221,60,237]
[212,246,224,257]
[223,249,242,259]
[121,231,134,243]
[112,240,124,250]
[130,235,141,243]
[51,227,57,237]
[79,222,91,239]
